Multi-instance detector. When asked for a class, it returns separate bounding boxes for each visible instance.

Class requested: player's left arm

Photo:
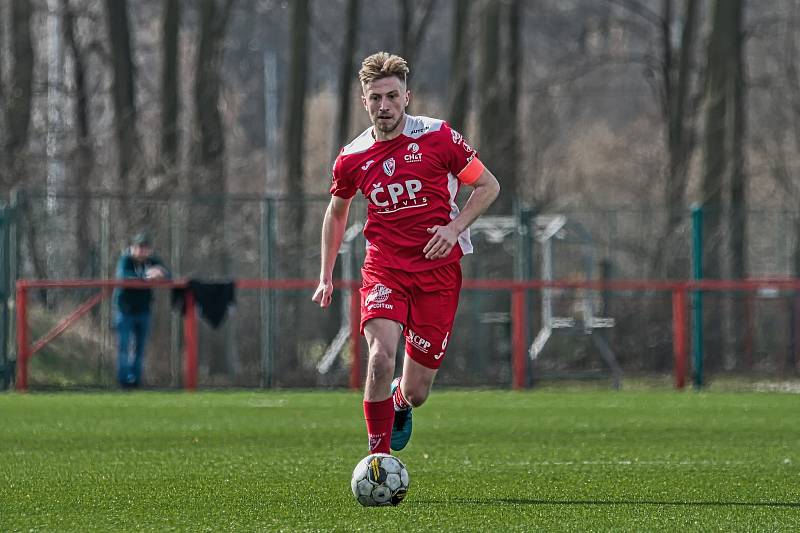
[424,166,500,260]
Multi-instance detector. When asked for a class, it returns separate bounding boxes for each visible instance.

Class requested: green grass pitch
[1,389,799,531]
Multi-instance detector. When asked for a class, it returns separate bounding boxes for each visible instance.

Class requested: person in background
[114,232,170,388]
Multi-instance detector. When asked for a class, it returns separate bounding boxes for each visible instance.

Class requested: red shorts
[360,261,462,369]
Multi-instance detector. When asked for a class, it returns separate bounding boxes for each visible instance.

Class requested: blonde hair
[358,52,409,86]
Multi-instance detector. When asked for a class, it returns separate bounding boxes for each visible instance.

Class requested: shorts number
[434,331,450,360]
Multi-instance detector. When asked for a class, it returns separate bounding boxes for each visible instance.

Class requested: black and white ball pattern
[351,453,409,506]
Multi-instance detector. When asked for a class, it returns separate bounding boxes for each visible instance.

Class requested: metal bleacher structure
[529,214,622,389]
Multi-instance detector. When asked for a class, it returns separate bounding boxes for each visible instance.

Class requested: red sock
[392,376,410,410]
[363,397,394,454]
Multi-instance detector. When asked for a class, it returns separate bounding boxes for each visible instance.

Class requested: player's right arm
[312,195,353,308]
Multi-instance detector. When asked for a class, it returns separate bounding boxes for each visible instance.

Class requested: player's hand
[312,280,334,308]
[424,224,459,260]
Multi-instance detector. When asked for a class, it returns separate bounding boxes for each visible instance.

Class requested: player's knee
[368,341,395,362]
[367,344,395,375]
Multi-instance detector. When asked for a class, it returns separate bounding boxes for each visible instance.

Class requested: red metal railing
[14,277,800,392]
[183,289,199,391]
[671,289,688,389]
[15,279,183,392]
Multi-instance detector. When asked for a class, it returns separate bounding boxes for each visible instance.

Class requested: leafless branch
[528,53,652,94]
[604,0,663,28]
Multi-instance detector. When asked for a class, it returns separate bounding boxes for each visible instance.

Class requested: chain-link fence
[5,190,800,389]
[0,202,12,388]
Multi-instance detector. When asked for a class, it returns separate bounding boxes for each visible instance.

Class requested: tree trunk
[667,0,699,271]
[701,0,740,373]
[279,0,311,387]
[789,3,800,283]
[397,0,435,69]
[63,0,95,278]
[0,1,5,183]
[5,0,34,190]
[195,0,230,181]
[6,1,45,287]
[400,0,411,61]
[728,0,746,282]
[283,0,310,244]
[105,0,141,231]
[192,0,235,377]
[728,0,746,366]
[503,0,521,210]
[478,0,504,212]
[653,0,699,279]
[160,0,180,179]
[105,0,140,189]
[333,0,360,159]
[446,0,471,132]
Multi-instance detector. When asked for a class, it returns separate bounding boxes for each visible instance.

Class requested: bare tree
[503,0,522,212]
[446,0,471,132]
[194,0,233,191]
[663,0,701,277]
[284,0,310,241]
[5,0,34,190]
[701,0,728,373]
[477,0,505,212]
[725,0,748,369]
[0,1,5,176]
[609,0,702,277]
[6,0,46,288]
[702,0,742,280]
[189,0,233,360]
[728,0,747,282]
[333,0,360,159]
[105,0,142,202]
[160,0,180,181]
[596,0,704,371]
[777,2,800,282]
[190,0,236,377]
[398,0,435,69]
[701,0,744,372]
[63,0,95,277]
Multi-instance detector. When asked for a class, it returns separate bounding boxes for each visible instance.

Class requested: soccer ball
[350,453,409,506]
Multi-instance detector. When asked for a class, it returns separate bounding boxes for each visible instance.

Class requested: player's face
[362,76,410,136]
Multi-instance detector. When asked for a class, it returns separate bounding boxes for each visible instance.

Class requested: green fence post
[260,198,276,388]
[514,202,533,388]
[7,189,21,388]
[0,203,8,390]
[691,203,704,389]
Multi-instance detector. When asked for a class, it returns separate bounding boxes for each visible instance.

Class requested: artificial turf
[1,389,799,531]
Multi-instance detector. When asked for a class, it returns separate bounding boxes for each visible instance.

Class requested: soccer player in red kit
[312,52,500,454]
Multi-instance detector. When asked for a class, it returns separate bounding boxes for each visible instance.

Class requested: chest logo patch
[405,143,422,163]
[383,157,396,177]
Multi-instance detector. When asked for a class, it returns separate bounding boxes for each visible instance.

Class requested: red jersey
[330,115,484,272]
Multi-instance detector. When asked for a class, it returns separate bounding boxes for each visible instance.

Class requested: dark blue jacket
[113,251,170,315]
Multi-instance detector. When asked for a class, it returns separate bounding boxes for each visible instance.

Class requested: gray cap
[132,232,152,246]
